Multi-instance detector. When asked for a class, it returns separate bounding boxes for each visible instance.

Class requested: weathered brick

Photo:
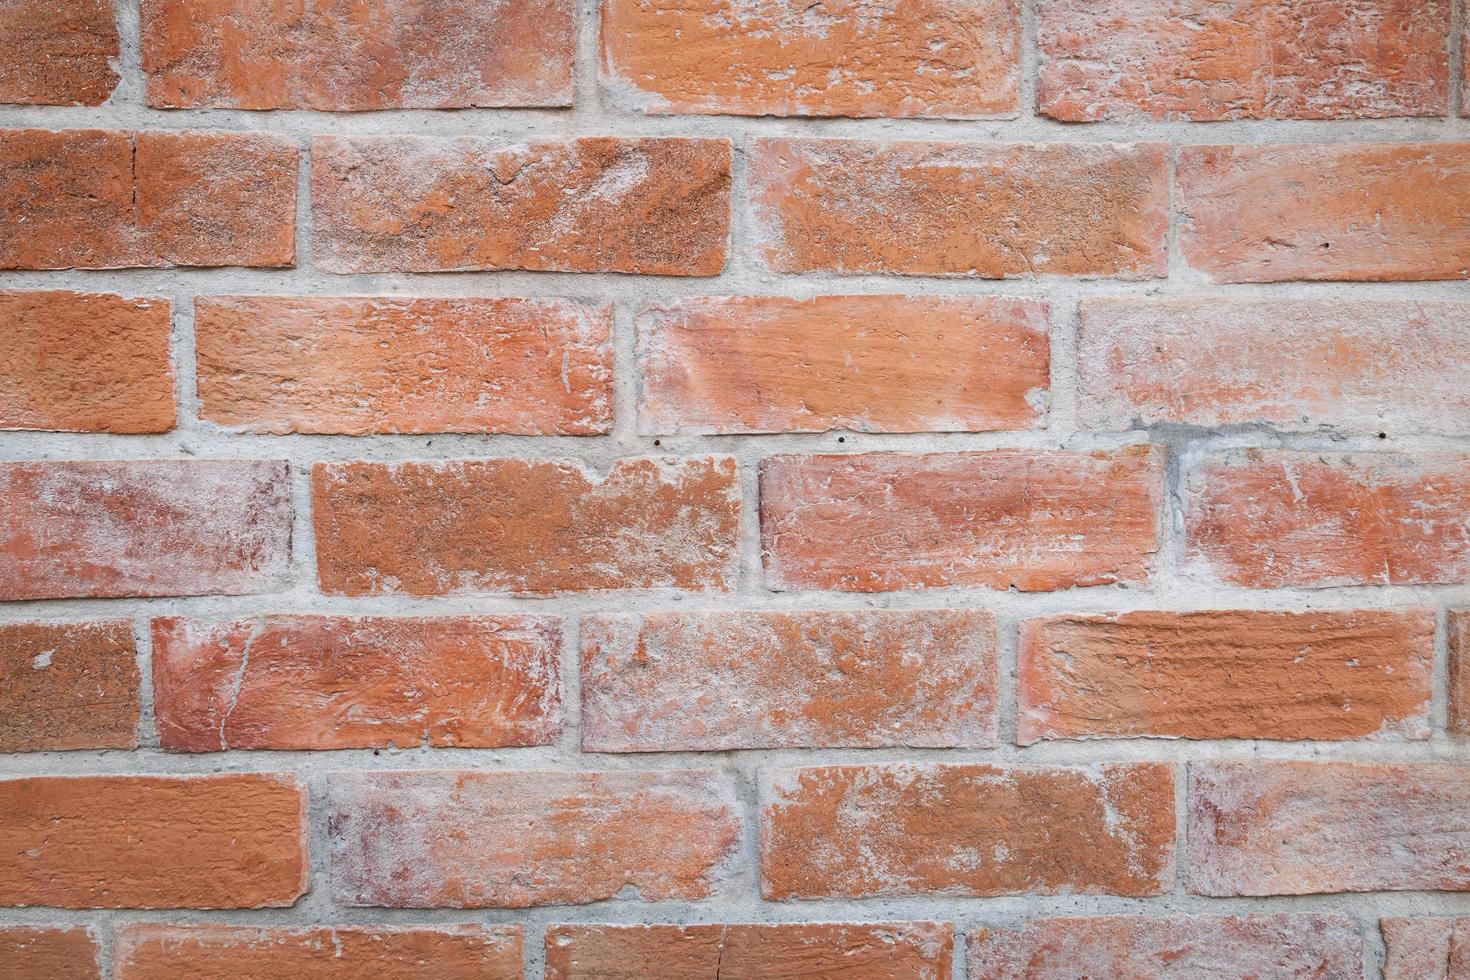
[0,129,296,270]
[761,447,1161,592]
[1178,143,1470,282]
[969,914,1363,978]
[312,136,730,275]
[1039,0,1449,121]
[328,770,740,907]
[761,763,1175,899]
[142,0,571,109]
[0,460,292,601]
[581,609,997,751]
[116,924,523,980]
[1018,609,1434,743]
[1381,917,1470,980]
[0,774,306,908]
[600,0,1017,117]
[0,927,100,980]
[313,456,739,596]
[0,0,118,105]
[1452,612,1470,738]
[638,295,1049,434]
[0,290,174,433]
[1182,450,1470,588]
[546,922,952,979]
[0,620,140,752]
[748,139,1168,278]
[1188,762,1470,895]
[195,296,612,435]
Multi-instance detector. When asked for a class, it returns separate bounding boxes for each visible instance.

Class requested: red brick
[1188,761,1470,895]
[0,129,296,270]
[638,295,1048,434]
[142,0,571,109]
[0,620,140,752]
[0,927,100,980]
[600,0,1017,117]
[760,447,1161,592]
[313,456,739,596]
[195,296,612,435]
[1182,450,1470,588]
[0,460,291,600]
[1178,143,1470,282]
[153,615,561,751]
[1018,609,1434,743]
[1381,917,1470,979]
[328,770,740,907]
[581,609,997,751]
[312,136,729,275]
[0,290,174,433]
[0,774,306,908]
[116,924,523,980]
[748,139,1168,278]
[761,763,1175,899]
[1453,612,1470,738]
[0,0,118,105]
[546,922,952,979]
[969,914,1363,978]
[1039,0,1449,121]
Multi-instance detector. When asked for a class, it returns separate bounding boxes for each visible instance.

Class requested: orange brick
[760,447,1161,592]
[312,136,730,275]
[638,295,1048,434]
[761,763,1175,899]
[0,620,140,752]
[0,927,100,980]
[1449,611,1470,738]
[313,456,739,596]
[195,296,612,435]
[0,0,118,105]
[581,609,997,750]
[1019,609,1434,743]
[0,290,174,433]
[142,0,571,109]
[1188,762,1470,895]
[328,770,740,907]
[0,460,292,600]
[1183,450,1470,588]
[748,139,1168,278]
[600,0,1017,117]
[1039,0,1449,121]
[0,774,306,908]
[1178,143,1470,282]
[116,924,523,980]
[152,615,562,751]
[1381,917,1470,979]
[546,922,952,979]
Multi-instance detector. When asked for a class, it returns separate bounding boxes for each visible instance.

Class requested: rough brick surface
[638,295,1049,434]
[1381,917,1470,980]
[1019,609,1434,743]
[116,924,524,980]
[600,0,1018,117]
[1038,0,1449,121]
[312,136,730,275]
[761,447,1162,591]
[328,770,741,907]
[546,922,953,979]
[0,774,306,909]
[0,460,292,600]
[0,927,101,980]
[748,139,1168,278]
[581,609,997,750]
[313,456,740,595]
[1188,762,1470,895]
[152,615,562,751]
[761,763,1175,899]
[0,620,141,752]
[1183,450,1470,588]
[1452,612,1470,738]
[1178,143,1470,282]
[195,296,612,435]
[142,0,572,109]
[0,0,119,105]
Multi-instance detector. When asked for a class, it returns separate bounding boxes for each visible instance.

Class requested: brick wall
[1,1,1468,977]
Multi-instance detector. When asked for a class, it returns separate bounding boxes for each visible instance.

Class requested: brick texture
[0,927,101,980]
[0,620,141,752]
[1381,917,1470,980]
[0,0,118,105]
[1452,611,1470,738]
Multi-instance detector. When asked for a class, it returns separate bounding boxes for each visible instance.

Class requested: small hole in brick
[653,439,661,447]
[1378,432,1387,439]
[837,436,846,443]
